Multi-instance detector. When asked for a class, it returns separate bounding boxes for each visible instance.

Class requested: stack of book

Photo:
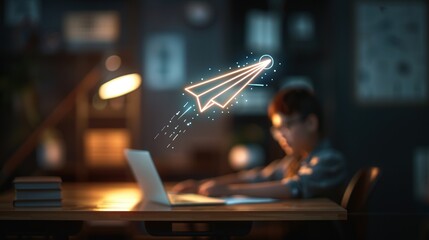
[13,176,62,207]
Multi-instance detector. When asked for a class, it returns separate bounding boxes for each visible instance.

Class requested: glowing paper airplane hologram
[185,58,272,112]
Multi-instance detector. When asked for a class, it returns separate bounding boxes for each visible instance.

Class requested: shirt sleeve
[238,156,292,183]
[281,150,347,199]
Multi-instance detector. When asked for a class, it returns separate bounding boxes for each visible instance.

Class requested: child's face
[271,112,309,155]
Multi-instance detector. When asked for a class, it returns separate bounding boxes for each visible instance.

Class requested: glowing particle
[183,102,189,107]
[161,126,166,131]
[209,68,211,70]
[154,133,159,139]
[173,134,179,141]
[167,144,171,148]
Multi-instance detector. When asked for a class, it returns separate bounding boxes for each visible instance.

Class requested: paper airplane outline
[185,59,271,112]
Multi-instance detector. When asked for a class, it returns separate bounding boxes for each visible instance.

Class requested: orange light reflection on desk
[95,188,141,211]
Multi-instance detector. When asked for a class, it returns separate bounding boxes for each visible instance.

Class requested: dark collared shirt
[239,139,347,202]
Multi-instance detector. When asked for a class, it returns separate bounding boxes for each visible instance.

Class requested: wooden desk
[0,183,347,238]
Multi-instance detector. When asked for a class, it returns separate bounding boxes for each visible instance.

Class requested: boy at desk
[172,88,347,203]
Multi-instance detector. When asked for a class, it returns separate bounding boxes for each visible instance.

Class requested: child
[172,88,346,202]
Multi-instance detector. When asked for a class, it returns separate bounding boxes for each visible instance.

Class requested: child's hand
[171,179,199,193]
[198,180,230,197]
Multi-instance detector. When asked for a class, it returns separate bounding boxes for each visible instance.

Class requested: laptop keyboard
[168,194,194,203]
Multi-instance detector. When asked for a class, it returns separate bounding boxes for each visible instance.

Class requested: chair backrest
[341,167,380,212]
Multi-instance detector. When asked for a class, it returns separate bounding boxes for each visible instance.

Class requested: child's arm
[198,180,293,199]
[170,172,252,194]
[172,156,289,194]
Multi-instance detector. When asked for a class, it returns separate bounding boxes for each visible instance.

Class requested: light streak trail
[178,106,192,119]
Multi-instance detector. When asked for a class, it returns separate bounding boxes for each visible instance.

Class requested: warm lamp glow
[229,144,264,170]
[229,145,250,170]
[99,73,141,99]
[96,188,141,211]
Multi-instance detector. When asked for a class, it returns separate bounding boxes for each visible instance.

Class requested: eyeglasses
[270,115,303,139]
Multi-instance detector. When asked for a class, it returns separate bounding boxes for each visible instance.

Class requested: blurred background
[0,0,428,239]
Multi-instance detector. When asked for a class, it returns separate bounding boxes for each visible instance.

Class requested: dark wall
[330,0,429,238]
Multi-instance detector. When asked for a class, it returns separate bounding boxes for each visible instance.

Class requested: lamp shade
[98,73,141,99]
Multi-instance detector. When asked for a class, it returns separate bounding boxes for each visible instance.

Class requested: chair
[340,167,381,240]
[341,167,380,211]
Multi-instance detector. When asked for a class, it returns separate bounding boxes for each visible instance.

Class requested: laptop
[125,149,226,206]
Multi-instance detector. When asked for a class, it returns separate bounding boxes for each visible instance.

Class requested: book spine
[13,200,62,207]
[14,183,61,190]
[15,191,62,200]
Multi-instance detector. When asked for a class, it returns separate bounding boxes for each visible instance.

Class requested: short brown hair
[268,89,324,134]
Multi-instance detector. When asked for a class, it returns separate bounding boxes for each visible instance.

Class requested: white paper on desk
[222,196,278,205]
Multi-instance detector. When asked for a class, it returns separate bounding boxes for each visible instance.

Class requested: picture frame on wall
[144,33,186,90]
[354,2,427,104]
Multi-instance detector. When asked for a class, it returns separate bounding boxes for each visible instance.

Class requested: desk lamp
[0,54,142,188]
[99,54,141,100]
